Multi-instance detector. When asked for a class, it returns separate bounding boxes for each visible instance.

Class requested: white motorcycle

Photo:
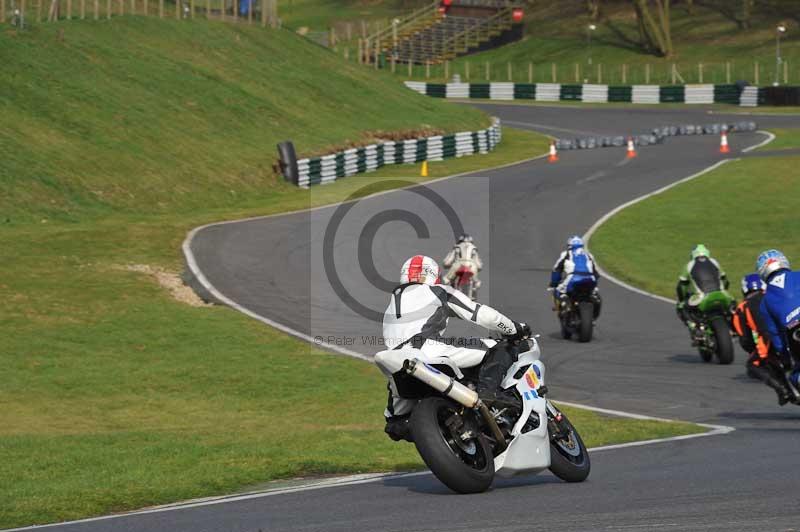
[374,337,590,493]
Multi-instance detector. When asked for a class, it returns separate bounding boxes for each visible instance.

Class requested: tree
[586,0,601,20]
[632,0,673,58]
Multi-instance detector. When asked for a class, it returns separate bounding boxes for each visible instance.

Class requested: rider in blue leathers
[550,236,601,317]
[757,250,800,395]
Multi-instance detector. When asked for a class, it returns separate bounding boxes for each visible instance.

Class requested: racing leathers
[376,282,527,423]
[550,247,599,297]
[760,269,800,387]
[676,256,731,325]
[732,291,790,404]
[443,241,483,292]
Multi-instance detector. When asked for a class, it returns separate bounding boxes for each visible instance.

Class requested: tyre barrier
[554,121,757,152]
[283,118,502,187]
[405,81,786,107]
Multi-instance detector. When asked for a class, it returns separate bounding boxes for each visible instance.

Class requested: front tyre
[711,317,734,365]
[578,301,594,343]
[411,397,494,494]
[548,410,590,482]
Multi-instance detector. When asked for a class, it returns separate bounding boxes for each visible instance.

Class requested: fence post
[143,0,146,16]
[80,0,84,18]
[357,39,362,64]
[574,63,579,82]
[119,0,123,16]
[671,63,676,84]
[725,61,730,84]
[529,62,533,83]
[597,64,602,84]
[391,54,395,73]
[485,60,489,81]
[67,0,72,18]
[784,61,788,84]
[374,38,379,70]
[466,60,470,81]
[360,19,366,38]
[36,0,41,22]
[645,63,650,84]
[507,61,511,81]
[1,0,4,25]
[444,60,449,81]
[246,0,251,24]
[158,0,162,18]
[698,63,703,84]
[233,0,237,22]
[551,62,556,82]
[174,0,179,19]
[408,59,412,77]
[426,60,430,79]
[754,61,759,85]
[346,22,352,41]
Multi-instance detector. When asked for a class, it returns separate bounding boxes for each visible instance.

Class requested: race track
[29,105,800,532]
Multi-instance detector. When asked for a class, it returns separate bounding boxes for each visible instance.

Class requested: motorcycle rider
[732,273,791,404]
[675,244,732,330]
[757,250,800,395]
[549,236,601,317]
[375,255,531,442]
[442,234,483,296]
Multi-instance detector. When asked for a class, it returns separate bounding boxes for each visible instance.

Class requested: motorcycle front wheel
[548,409,591,483]
[711,317,734,365]
[411,397,495,493]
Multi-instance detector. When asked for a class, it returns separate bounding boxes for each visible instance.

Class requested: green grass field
[590,131,800,298]
[758,128,800,150]
[0,15,705,529]
[393,2,800,85]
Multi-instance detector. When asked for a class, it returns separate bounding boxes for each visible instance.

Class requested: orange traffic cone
[548,141,559,163]
[626,137,637,159]
[720,131,730,154]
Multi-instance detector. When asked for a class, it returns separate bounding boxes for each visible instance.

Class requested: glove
[506,321,532,341]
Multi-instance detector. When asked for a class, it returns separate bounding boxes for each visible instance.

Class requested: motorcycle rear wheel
[411,397,495,494]
[548,410,591,482]
[711,317,734,365]
[578,302,594,343]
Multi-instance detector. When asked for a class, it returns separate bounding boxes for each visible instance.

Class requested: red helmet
[400,255,440,285]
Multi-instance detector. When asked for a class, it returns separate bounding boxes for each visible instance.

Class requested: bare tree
[633,0,673,58]
[586,0,601,20]
[739,0,754,30]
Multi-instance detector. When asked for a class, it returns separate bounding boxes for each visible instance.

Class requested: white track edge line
[741,130,775,153]
[5,400,731,532]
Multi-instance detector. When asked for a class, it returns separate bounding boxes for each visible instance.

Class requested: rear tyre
[578,302,594,343]
[548,410,591,482]
[712,317,734,365]
[411,397,495,494]
[560,319,572,339]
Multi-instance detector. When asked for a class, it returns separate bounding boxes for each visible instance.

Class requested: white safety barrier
[489,82,515,100]
[632,85,660,104]
[535,83,560,101]
[582,84,609,103]
[685,84,714,104]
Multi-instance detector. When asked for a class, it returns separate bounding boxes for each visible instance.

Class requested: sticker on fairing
[525,369,540,389]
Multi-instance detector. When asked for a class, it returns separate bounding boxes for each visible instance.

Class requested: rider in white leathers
[442,235,483,295]
[375,255,530,441]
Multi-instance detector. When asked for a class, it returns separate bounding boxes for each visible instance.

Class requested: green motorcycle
[683,290,736,364]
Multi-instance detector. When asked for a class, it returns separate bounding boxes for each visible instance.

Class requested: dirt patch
[124,264,209,307]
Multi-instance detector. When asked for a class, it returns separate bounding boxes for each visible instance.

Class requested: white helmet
[400,255,440,285]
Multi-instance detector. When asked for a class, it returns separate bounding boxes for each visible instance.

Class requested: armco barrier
[404,81,796,107]
[288,118,502,187]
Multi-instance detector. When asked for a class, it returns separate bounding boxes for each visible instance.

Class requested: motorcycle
[550,280,601,343]
[374,337,590,493]
[453,266,477,300]
[683,290,736,364]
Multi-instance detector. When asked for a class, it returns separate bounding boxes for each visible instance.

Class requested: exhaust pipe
[403,358,507,452]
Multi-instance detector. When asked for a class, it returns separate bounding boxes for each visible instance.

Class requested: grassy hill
[396,2,800,85]
[0,16,486,225]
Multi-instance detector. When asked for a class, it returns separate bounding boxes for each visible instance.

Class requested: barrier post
[444,60,449,81]
[622,63,627,84]
[143,0,146,16]
[246,0,251,24]
[106,0,110,19]
[374,38,379,70]
[119,0,124,16]
[80,0,84,18]
[94,0,98,19]
[408,59,412,77]
[784,61,788,84]
[391,54,395,73]
[466,60,470,81]
[597,63,602,84]
[67,0,72,18]
[485,61,489,81]
[671,63,676,84]
[754,61,759,85]
[530,62,534,83]
[233,0,237,22]
[36,0,41,22]
[551,62,556,82]
[426,60,430,79]
[158,0,162,18]
[698,63,703,84]
[507,61,511,81]
[574,62,579,82]
[645,63,650,84]
[1,0,5,25]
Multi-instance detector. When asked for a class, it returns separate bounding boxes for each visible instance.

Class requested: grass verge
[590,154,800,299]
[758,128,800,151]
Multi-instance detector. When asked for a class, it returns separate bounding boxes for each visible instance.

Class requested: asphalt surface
[36,105,800,531]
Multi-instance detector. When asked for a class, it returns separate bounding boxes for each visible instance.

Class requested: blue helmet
[567,235,584,249]
[756,249,791,281]
[741,273,766,296]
